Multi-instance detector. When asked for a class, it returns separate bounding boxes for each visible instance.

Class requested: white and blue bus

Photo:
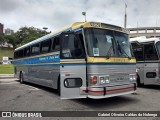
[13,22,137,99]
[131,36,160,86]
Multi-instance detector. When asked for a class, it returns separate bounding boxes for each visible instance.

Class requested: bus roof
[130,36,160,43]
[15,22,125,51]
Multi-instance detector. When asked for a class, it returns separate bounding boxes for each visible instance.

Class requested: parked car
[2,57,13,64]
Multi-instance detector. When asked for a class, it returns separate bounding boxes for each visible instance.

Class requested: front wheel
[20,72,24,84]
[137,75,143,87]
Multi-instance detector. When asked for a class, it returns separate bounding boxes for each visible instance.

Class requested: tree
[0,34,5,45]
[4,34,20,49]
[16,26,49,45]
[4,26,49,49]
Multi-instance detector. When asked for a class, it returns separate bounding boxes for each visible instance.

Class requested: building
[0,23,3,34]
[127,27,160,38]
[5,28,14,35]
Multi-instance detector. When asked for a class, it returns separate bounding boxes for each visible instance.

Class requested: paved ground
[0,78,160,120]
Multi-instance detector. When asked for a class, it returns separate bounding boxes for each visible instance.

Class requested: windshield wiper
[106,46,113,59]
[117,41,131,59]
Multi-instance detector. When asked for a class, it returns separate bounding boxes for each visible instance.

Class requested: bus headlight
[129,74,137,81]
[99,76,110,84]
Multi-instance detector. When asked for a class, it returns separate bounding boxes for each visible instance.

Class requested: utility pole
[124,3,127,29]
[156,16,158,27]
[82,12,87,22]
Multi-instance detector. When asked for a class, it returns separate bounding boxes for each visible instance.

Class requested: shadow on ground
[17,80,139,110]
[138,85,160,90]
[17,80,59,96]
[71,95,139,110]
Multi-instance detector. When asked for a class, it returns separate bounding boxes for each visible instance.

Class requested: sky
[1,0,160,32]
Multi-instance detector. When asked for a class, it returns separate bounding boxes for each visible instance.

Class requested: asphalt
[0,80,160,120]
[0,76,160,120]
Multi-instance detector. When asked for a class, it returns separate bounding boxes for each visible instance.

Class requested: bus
[130,36,160,86]
[12,22,137,99]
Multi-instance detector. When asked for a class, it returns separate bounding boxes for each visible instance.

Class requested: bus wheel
[137,75,142,87]
[20,72,24,84]
[57,78,61,96]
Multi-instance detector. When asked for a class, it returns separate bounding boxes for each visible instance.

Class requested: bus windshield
[85,28,133,57]
[156,41,160,58]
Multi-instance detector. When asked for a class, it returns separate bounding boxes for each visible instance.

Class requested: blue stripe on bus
[12,54,60,65]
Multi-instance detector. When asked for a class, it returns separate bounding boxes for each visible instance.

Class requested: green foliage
[0,26,49,49]
[0,47,14,61]
[0,34,5,44]
[0,64,14,74]
[16,26,48,46]
[4,34,20,49]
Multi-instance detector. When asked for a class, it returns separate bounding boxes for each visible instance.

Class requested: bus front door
[60,33,87,99]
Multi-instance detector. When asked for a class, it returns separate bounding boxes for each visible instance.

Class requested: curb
[0,74,15,79]
[0,78,18,83]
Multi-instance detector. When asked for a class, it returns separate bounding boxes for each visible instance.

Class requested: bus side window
[31,43,40,55]
[131,42,144,61]
[19,49,24,58]
[75,34,85,57]
[77,34,85,53]
[61,34,84,59]
[156,41,160,56]
[24,47,30,57]
[144,44,158,60]
[41,39,51,53]
[14,51,18,59]
[27,47,30,56]
[52,36,60,51]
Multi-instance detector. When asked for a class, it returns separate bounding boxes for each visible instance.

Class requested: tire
[137,75,143,87]
[57,77,61,96]
[20,72,24,84]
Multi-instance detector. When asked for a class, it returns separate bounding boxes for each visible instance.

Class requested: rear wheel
[57,77,61,96]
[20,72,24,84]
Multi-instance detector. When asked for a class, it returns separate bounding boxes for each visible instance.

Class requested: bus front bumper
[85,83,136,99]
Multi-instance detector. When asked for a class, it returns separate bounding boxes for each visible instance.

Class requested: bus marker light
[65,74,70,76]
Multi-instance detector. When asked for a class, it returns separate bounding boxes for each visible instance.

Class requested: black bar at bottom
[0,111,160,117]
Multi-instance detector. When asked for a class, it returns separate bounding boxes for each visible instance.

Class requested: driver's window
[131,42,144,61]
[144,43,158,60]
[61,34,84,59]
